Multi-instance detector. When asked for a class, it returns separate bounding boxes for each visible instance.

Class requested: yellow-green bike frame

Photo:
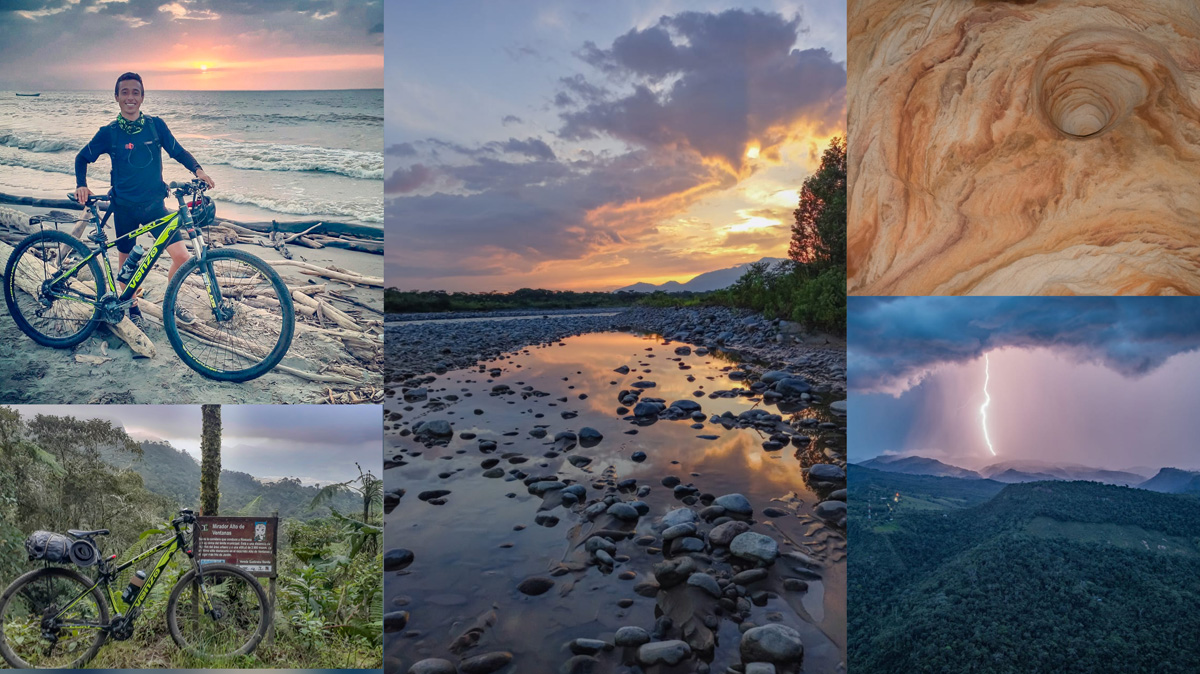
[48,183,223,316]
[49,514,213,634]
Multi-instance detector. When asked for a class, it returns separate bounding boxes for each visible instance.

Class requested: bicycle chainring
[98,295,123,323]
[109,614,134,641]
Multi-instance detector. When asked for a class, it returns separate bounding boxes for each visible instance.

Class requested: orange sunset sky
[386,1,847,292]
[0,0,383,91]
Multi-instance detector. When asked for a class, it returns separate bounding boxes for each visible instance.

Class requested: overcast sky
[849,297,1200,472]
[13,405,381,485]
[386,0,846,291]
[0,0,383,90]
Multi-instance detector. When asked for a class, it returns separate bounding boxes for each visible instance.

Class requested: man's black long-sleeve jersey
[75,115,201,204]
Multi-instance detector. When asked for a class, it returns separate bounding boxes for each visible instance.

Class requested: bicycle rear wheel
[0,566,109,669]
[162,248,295,382]
[166,563,269,659]
[3,229,104,349]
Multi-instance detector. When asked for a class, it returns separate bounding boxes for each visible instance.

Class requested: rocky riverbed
[385,306,846,397]
[384,315,847,674]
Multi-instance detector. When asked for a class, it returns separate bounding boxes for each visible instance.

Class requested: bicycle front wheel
[162,248,295,382]
[0,566,110,669]
[166,563,269,659]
[3,229,104,349]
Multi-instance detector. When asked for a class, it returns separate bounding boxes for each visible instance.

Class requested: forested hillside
[849,479,1200,673]
[98,440,360,518]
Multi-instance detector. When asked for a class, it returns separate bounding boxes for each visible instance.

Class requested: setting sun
[746,145,761,159]
[200,64,207,71]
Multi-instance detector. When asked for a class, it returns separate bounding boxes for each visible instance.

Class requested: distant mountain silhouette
[859,455,982,479]
[616,257,788,293]
[980,460,1145,486]
[1139,467,1200,493]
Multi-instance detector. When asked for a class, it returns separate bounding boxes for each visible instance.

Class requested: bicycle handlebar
[67,193,110,206]
[169,178,208,193]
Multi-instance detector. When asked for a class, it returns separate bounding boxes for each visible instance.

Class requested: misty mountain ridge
[616,257,787,293]
[858,455,983,479]
[99,439,360,519]
[863,453,1162,487]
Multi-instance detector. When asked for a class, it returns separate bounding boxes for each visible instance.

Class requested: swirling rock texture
[847,0,1200,295]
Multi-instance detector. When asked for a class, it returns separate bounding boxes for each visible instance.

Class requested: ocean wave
[0,130,76,153]
[217,190,383,224]
[197,138,383,180]
[0,129,382,180]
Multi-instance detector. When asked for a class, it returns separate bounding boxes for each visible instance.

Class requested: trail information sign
[194,516,278,578]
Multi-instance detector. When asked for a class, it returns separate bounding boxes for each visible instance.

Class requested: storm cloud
[849,297,1200,395]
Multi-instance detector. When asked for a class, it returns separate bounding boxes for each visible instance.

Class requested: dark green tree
[789,136,846,269]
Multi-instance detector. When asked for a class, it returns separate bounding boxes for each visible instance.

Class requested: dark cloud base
[850,297,1200,394]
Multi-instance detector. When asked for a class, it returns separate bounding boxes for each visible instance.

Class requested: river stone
[653,556,698,588]
[730,532,779,566]
[808,464,846,481]
[713,493,753,517]
[815,500,848,522]
[687,572,722,598]
[829,400,847,413]
[459,651,514,674]
[384,548,414,571]
[383,610,408,633]
[607,503,640,521]
[708,520,750,546]
[482,467,505,478]
[775,378,811,396]
[529,480,567,496]
[669,399,702,412]
[746,663,778,674]
[415,420,453,437]
[564,656,602,674]
[661,507,697,528]
[615,626,652,647]
[634,401,665,417]
[570,638,610,655]
[670,537,706,555]
[408,659,456,674]
[637,640,692,666]
[585,537,617,558]
[579,427,603,443]
[632,451,647,462]
[732,568,769,586]
[740,624,804,663]
[760,370,791,384]
[568,455,592,468]
[662,523,697,541]
[518,576,555,596]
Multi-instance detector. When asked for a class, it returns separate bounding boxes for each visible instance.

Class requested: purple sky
[849,297,1200,472]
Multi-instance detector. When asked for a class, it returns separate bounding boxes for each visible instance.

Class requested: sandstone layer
[848,0,1200,295]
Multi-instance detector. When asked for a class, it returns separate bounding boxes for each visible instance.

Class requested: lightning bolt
[980,353,996,456]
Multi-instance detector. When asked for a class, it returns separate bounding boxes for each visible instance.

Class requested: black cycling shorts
[113,199,180,254]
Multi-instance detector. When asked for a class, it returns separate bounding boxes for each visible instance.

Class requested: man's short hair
[114,72,144,97]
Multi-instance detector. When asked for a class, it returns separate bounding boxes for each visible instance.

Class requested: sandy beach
[0,202,382,404]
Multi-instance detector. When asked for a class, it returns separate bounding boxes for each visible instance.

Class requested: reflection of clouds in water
[473,332,813,498]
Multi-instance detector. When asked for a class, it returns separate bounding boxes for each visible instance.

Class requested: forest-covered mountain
[858,455,984,479]
[100,440,360,519]
[849,473,1200,673]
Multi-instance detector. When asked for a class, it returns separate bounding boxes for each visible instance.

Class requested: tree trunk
[199,404,221,516]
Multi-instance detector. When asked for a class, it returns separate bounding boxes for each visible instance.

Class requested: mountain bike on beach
[2,179,294,382]
[0,509,271,668]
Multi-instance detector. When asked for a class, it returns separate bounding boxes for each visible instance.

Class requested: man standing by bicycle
[74,72,215,325]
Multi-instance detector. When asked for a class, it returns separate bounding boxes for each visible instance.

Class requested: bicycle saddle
[67,529,110,538]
